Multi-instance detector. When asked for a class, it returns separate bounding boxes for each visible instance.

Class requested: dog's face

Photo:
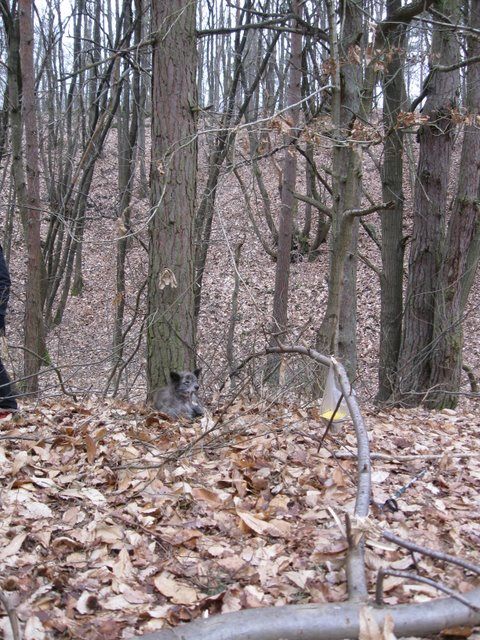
[170,369,201,398]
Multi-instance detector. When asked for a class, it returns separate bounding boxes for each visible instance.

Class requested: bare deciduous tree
[147,0,198,393]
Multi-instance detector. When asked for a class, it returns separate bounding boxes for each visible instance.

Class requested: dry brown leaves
[0,398,479,639]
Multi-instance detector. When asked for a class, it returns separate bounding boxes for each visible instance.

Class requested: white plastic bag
[319,363,348,423]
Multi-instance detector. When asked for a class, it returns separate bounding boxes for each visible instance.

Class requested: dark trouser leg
[0,358,17,410]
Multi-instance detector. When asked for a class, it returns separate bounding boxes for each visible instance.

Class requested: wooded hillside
[0,0,479,409]
[0,1,479,638]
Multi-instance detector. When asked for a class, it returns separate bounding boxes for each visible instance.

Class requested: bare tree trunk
[111,0,141,391]
[17,0,45,393]
[71,0,91,296]
[395,0,460,405]
[376,0,408,402]
[44,0,133,326]
[0,78,9,160]
[194,2,251,319]
[266,0,302,383]
[147,0,198,394]
[315,0,364,380]
[194,8,281,319]
[426,0,480,409]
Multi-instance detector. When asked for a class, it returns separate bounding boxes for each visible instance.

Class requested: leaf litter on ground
[0,397,479,639]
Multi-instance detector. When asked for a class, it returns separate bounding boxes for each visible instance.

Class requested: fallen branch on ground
[132,345,480,640]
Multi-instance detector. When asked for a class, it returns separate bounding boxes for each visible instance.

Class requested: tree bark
[132,589,480,640]
[395,0,460,405]
[426,0,480,409]
[147,0,198,394]
[266,0,302,383]
[376,0,408,402]
[315,0,364,380]
[17,0,45,393]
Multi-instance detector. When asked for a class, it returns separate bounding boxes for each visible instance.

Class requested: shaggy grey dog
[152,369,204,420]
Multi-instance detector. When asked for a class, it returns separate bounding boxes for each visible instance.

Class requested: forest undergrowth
[0,396,479,638]
[1,130,479,638]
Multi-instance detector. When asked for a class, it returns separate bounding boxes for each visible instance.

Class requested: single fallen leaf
[102,594,140,611]
[237,510,271,535]
[11,451,29,475]
[62,506,85,526]
[153,572,199,605]
[30,477,58,489]
[372,470,390,483]
[284,570,315,589]
[112,548,134,579]
[440,627,473,639]
[242,584,264,608]
[192,486,226,506]
[119,584,153,605]
[160,527,203,546]
[146,604,173,619]
[381,575,405,593]
[22,501,53,519]
[236,510,290,537]
[52,536,82,551]
[80,487,106,505]
[95,524,124,544]
[0,532,27,560]
[359,606,382,640]
[24,615,45,640]
[84,433,97,464]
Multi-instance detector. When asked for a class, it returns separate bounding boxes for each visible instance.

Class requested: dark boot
[0,358,17,411]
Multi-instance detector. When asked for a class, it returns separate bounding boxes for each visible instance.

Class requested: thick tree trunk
[376,1,407,402]
[395,0,460,405]
[147,0,198,394]
[426,0,480,409]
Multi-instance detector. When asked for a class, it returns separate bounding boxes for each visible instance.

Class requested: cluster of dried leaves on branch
[0,397,479,639]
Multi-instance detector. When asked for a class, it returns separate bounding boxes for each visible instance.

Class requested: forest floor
[1,127,479,638]
[0,397,479,639]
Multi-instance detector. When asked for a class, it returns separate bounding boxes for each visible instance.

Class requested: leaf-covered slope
[0,399,479,638]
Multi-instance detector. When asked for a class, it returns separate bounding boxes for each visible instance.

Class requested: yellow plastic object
[320,409,348,422]
[319,363,349,423]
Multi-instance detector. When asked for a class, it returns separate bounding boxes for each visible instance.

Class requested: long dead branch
[0,590,20,640]
[133,588,480,640]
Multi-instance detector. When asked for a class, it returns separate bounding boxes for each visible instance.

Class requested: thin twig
[0,590,20,640]
[376,568,480,612]
[336,452,478,462]
[383,531,480,576]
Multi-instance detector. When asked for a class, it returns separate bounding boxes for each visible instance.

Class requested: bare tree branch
[344,201,395,218]
[376,568,480,612]
[383,531,480,576]
[133,588,480,639]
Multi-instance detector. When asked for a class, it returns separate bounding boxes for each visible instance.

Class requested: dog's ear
[193,368,202,379]
[170,371,181,384]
